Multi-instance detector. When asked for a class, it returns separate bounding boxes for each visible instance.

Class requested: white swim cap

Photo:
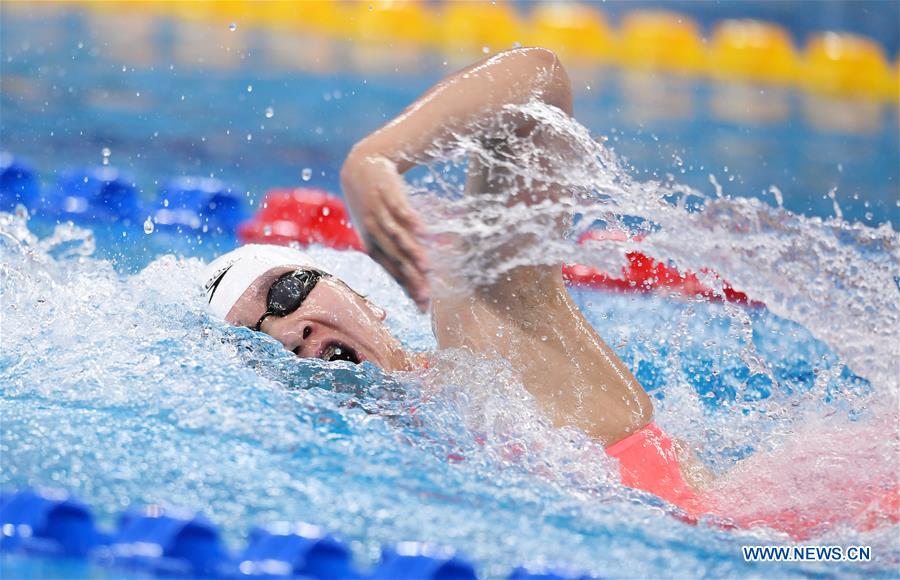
[202,244,327,319]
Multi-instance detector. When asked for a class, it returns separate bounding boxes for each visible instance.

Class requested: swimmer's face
[226,266,411,371]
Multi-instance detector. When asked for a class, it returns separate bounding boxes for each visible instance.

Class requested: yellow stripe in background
[710,19,798,85]
[804,32,897,101]
[36,0,900,103]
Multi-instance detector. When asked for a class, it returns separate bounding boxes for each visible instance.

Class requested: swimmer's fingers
[371,157,428,238]
[367,218,430,309]
[377,191,431,273]
[368,176,430,308]
[385,187,427,237]
[368,240,430,311]
[373,213,429,290]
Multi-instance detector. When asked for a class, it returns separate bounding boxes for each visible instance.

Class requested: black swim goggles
[254,269,330,331]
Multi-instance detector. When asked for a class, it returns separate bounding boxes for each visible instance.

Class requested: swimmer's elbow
[503,47,573,116]
[547,54,573,116]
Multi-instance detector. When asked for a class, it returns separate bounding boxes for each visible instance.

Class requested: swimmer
[204,47,900,538]
[205,48,707,512]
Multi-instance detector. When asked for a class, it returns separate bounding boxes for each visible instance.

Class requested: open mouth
[319,341,362,364]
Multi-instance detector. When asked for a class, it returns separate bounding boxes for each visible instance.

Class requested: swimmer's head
[203,244,411,370]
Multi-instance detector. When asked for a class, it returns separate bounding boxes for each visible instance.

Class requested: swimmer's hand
[340,153,431,311]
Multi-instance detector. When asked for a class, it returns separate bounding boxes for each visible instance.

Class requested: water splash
[0,210,635,574]
[412,100,899,396]
[402,99,899,553]
[1,101,898,573]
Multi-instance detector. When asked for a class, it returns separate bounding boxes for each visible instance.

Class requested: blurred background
[1,0,898,264]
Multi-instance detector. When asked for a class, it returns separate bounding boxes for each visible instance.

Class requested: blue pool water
[2,206,897,577]
[2,4,899,579]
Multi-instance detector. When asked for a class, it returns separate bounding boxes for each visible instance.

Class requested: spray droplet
[264,106,274,118]
[101,147,111,166]
[246,133,252,141]
[246,84,253,93]
[143,217,155,234]
[301,168,312,181]
[827,187,843,220]
[482,46,490,54]
[228,22,237,31]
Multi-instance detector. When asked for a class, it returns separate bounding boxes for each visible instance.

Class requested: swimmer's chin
[356,342,422,372]
[359,348,423,373]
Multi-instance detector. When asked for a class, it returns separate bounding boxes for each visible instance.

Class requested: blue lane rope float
[0,489,107,558]
[0,153,40,213]
[0,152,248,236]
[237,523,357,579]
[46,166,142,225]
[153,176,248,236]
[0,488,582,579]
[102,505,231,577]
[372,543,478,580]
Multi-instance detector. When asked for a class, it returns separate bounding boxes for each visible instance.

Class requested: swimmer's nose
[291,325,315,357]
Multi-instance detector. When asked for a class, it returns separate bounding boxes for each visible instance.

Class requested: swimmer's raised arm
[342,48,653,445]
[340,47,573,308]
[348,47,572,171]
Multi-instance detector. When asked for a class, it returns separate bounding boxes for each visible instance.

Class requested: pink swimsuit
[607,422,900,539]
[606,422,707,517]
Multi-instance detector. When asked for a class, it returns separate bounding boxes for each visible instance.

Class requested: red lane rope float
[564,229,762,307]
[238,188,364,251]
[239,189,758,306]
